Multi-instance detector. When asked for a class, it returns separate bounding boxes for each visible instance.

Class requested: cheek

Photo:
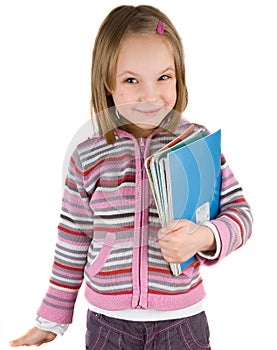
[172,83,177,106]
[166,88,177,108]
[113,90,137,106]
[112,91,123,106]
[162,81,177,106]
[115,92,125,102]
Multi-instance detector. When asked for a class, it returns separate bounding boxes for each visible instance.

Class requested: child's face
[112,33,177,130]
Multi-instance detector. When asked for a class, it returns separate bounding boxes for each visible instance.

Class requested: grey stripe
[51,264,81,276]
[46,292,75,303]
[43,300,73,311]
[85,277,132,291]
[55,256,86,268]
[219,217,239,253]
[149,277,201,293]
[52,271,82,282]
[55,248,87,262]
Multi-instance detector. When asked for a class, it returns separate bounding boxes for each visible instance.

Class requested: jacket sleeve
[198,155,253,265]
[37,147,93,324]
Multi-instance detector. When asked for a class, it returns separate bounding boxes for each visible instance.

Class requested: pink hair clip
[156,20,165,34]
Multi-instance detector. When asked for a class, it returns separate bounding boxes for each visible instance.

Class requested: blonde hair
[90,5,188,144]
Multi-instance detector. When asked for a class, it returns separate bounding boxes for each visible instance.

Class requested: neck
[119,123,157,138]
[117,114,157,138]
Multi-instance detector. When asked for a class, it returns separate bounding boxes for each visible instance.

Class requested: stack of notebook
[145,124,222,275]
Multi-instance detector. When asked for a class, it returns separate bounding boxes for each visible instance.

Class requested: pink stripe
[84,282,206,311]
[37,306,73,324]
[83,160,134,186]
[221,176,237,189]
[93,236,132,244]
[44,286,77,301]
[90,189,135,209]
[44,294,74,308]
[222,166,232,176]
[92,187,134,200]
[61,203,89,216]
[62,193,91,214]
[90,198,133,209]
[211,218,242,258]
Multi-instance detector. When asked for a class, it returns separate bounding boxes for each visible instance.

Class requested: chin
[137,123,158,130]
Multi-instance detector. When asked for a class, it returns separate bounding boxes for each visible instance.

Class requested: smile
[134,107,162,116]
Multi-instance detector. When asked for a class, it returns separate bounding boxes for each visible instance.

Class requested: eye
[158,74,170,81]
[125,77,138,84]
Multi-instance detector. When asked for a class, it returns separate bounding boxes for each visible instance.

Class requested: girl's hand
[158,219,216,263]
[9,327,57,347]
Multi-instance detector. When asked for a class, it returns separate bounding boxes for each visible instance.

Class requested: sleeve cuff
[35,316,69,335]
[198,221,221,260]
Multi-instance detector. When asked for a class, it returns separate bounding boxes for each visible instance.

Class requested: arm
[158,155,253,264]
[10,147,94,346]
[199,155,253,264]
[37,147,94,323]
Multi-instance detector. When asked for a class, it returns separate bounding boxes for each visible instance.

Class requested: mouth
[116,103,171,129]
[134,107,163,116]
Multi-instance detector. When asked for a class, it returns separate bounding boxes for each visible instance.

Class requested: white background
[0,0,276,349]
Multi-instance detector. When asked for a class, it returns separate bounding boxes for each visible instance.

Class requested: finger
[157,230,169,241]
[161,251,183,263]
[9,338,26,347]
[160,250,173,263]
[158,222,177,240]
[9,340,18,347]
[159,219,189,238]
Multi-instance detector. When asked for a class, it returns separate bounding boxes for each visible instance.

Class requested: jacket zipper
[131,135,150,309]
[137,137,148,308]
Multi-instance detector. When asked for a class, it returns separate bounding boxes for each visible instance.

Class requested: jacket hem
[84,283,206,311]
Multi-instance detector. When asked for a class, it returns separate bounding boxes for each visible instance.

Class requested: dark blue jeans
[85,310,211,350]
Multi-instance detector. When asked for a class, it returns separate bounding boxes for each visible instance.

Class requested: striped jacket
[37,120,252,324]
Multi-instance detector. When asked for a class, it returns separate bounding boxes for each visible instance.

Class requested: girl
[10,5,252,349]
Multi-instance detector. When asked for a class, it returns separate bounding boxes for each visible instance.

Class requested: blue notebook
[145,128,221,276]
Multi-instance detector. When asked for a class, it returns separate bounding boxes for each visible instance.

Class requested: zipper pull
[139,137,145,155]
[139,137,145,170]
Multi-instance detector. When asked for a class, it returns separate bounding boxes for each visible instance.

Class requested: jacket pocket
[86,232,116,277]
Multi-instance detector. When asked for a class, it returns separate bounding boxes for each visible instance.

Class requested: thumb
[158,219,187,239]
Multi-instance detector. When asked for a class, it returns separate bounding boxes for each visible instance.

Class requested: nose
[140,82,158,104]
